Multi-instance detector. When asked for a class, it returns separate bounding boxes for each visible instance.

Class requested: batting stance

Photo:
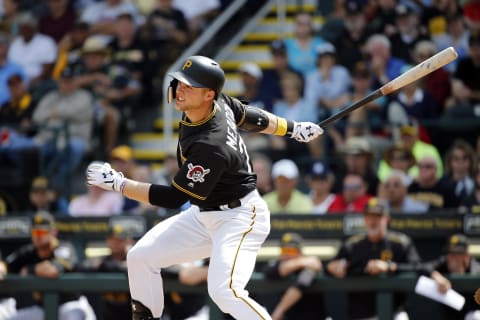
[86,56,323,320]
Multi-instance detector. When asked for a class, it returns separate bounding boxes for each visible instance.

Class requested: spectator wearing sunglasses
[327,173,372,213]
[3,211,96,320]
[408,156,460,210]
[383,170,429,214]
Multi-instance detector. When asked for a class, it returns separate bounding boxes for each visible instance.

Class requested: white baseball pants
[127,190,272,320]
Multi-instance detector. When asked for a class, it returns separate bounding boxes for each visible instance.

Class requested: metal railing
[1,273,478,320]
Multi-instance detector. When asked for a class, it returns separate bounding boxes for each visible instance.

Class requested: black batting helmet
[167,55,225,103]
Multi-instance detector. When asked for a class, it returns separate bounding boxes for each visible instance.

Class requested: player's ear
[204,89,215,101]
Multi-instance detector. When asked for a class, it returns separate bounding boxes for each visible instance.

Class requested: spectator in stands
[80,0,143,38]
[464,0,480,34]
[32,66,94,190]
[408,155,460,209]
[364,34,407,89]
[421,0,461,37]
[7,11,57,87]
[386,65,437,124]
[426,234,480,320]
[377,121,444,180]
[440,139,476,203]
[304,42,351,122]
[263,159,313,214]
[172,0,220,38]
[328,173,372,213]
[389,4,430,64]
[273,72,321,160]
[0,0,20,36]
[379,143,416,183]
[38,0,77,43]
[411,40,451,113]
[75,35,131,153]
[0,32,25,106]
[28,176,68,215]
[341,61,387,138]
[332,136,380,196]
[332,0,371,71]
[237,62,264,109]
[258,40,304,112]
[3,211,96,320]
[460,161,480,213]
[383,169,429,213]
[432,13,470,74]
[445,32,480,115]
[142,0,189,84]
[366,0,398,36]
[263,232,326,320]
[0,74,35,134]
[283,11,325,77]
[306,161,335,214]
[68,185,124,217]
[250,153,273,196]
[52,21,90,80]
[107,13,146,105]
[326,197,421,320]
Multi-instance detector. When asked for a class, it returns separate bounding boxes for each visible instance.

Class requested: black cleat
[131,299,159,320]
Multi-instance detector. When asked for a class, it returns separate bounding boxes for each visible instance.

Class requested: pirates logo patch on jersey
[186,163,210,183]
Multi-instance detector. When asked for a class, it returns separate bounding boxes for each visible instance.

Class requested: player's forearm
[121,179,152,205]
[259,111,295,136]
[238,105,294,136]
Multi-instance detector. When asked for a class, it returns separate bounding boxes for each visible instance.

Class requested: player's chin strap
[167,79,178,104]
[131,299,159,320]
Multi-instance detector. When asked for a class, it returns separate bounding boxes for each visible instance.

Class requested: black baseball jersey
[333,231,421,319]
[172,93,256,208]
[5,240,79,304]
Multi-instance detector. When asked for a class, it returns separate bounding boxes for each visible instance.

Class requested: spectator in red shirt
[328,173,372,213]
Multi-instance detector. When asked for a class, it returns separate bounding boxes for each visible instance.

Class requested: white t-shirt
[8,34,57,81]
[311,193,335,214]
[80,2,144,25]
[172,0,220,20]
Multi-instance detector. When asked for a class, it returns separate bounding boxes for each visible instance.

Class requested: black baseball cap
[32,211,55,230]
[309,161,330,179]
[280,232,303,249]
[446,234,469,254]
[270,40,287,55]
[108,224,134,239]
[364,198,389,216]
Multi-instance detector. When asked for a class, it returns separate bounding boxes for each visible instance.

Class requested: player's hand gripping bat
[318,46,458,128]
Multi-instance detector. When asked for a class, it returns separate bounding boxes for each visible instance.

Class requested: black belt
[199,199,242,212]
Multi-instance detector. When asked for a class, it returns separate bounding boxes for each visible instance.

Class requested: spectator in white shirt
[80,0,143,38]
[306,161,336,214]
[7,11,57,87]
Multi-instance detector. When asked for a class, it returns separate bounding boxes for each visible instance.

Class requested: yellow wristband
[274,117,288,136]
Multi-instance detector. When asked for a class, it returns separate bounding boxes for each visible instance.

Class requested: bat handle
[318,90,383,129]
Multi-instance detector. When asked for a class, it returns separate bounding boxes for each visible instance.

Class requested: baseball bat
[318,46,458,128]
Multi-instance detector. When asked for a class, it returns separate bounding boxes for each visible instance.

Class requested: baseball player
[86,55,323,320]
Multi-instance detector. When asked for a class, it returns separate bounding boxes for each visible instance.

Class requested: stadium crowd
[0,0,480,319]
